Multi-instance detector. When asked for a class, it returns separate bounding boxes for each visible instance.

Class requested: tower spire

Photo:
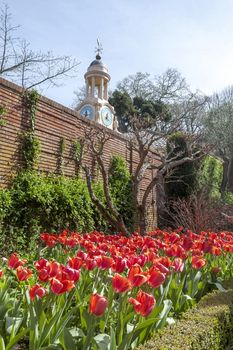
[95,38,103,59]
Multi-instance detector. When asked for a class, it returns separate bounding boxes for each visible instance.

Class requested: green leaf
[110,328,117,350]
[94,333,111,350]
[0,336,5,350]
[69,327,85,338]
[209,282,228,292]
[60,328,76,350]
[5,316,23,335]
[6,328,28,350]
[156,299,173,330]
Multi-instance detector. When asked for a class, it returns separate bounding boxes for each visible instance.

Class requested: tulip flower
[62,266,80,282]
[85,258,97,270]
[147,268,166,288]
[97,255,113,269]
[129,290,155,317]
[50,278,74,294]
[191,256,206,270]
[16,266,32,281]
[8,253,27,269]
[68,257,83,270]
[211,266,221,274]
[113,256,128,273]
[29,284,47,300]
[0,269,3,278]
[128,265,147,287]
[89,293,108,316]
[172,258,185,272]
[112,273,131,293]
[34,257,48,270]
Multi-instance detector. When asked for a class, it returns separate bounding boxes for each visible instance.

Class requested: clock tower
[77,43,118,131]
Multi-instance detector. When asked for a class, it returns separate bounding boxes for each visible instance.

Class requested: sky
[3,0,233,107]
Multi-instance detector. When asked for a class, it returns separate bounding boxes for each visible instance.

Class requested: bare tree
[82,128,130,236]
[80,103,207,236]
[0,4,79,90]
[128,114,207,235]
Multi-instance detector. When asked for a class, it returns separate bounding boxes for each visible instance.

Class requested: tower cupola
[77,41,118,131]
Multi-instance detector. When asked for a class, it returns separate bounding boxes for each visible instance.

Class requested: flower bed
[0,228,233,349]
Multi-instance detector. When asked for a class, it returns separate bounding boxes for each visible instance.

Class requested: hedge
[137,281,233,350]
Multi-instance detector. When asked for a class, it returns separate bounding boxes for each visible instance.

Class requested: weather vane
[95,38,103,58]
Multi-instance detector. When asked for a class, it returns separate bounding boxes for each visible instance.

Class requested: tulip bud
[89,293,108,316]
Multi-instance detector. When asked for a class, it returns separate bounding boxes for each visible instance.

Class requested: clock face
[101,107,113,127]
[80,105,94,120]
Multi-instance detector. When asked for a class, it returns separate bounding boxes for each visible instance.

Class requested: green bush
[197,155,223,199]
[137,281,233,350]
[109,155,134,230]
[6,171,94,234]
[223,191,233,205]
[0,189,11,224]
[165,132,199,199]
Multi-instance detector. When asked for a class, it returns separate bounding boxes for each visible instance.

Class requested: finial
[95,38,103,59]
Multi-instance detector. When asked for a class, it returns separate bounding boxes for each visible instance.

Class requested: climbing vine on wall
[57,137,66,175]
[0,106,7,127]
[21,90,41,170]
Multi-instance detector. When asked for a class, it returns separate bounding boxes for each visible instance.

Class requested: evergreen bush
[109,155,134,230]
[137,281,233,350]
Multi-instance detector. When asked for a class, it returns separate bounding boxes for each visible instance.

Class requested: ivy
[57,137,66,175]
[21,90,41,170]
[0,105,7,127]
[73,139,85,176]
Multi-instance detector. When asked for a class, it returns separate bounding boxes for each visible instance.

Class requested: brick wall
[0,77,157,227]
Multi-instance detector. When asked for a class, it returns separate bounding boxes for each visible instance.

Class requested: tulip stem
[83,316,96,350]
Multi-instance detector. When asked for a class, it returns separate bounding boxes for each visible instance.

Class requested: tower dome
[77,43,118,131]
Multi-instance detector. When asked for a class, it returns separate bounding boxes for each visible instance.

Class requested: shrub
[137,281,233,350]
[197,155,223,199]
[0,188,11,224]
[165,132,199,199]
[5,171,94,234]
[109,155,134,230]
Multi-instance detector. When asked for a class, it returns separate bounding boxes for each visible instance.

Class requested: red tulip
[34,257,48,270]
[112,273,131,293]
[16,266,32,281]
[62,267,80,282]
[40,233,57,247]
[89,293,108,316]
[129,290,155,317]
[97,256,113,270]
[0,269,3,278]
[8,253,27,270]
[128,265,147,287]
[48,261,62,278]
[29,284,47,300]
[50,278,74,294]
[38,268,49,282]
[68,257,83,270]
[113,256,128,273]
[84,258,97,270]
[172,258,185,272]
[147,268,166,288]
[211,266,221,274]
[191,256,206,270]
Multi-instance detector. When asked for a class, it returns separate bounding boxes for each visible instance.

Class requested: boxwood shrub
[137,281,233,350]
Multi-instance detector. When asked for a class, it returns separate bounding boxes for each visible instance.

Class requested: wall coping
[0,77,128,143]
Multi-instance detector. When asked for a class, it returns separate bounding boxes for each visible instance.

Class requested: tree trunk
[138,205,148,236]
[220,158,229,193]
[227,154,233,192]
